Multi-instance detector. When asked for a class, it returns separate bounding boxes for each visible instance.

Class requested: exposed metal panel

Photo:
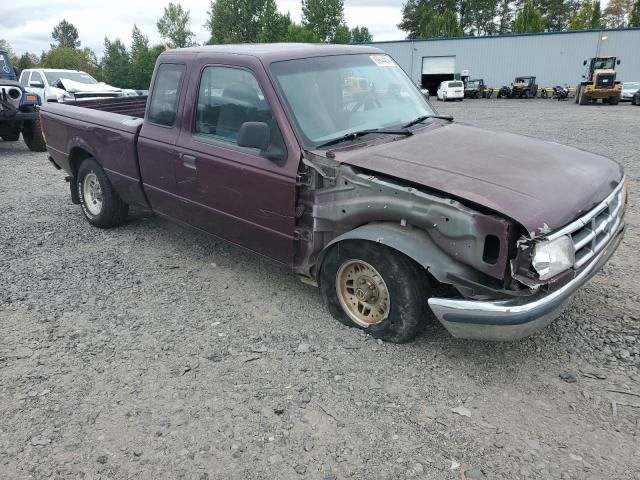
[422,56,455,74]
[364,29,640,88]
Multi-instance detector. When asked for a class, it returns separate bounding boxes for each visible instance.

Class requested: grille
[73,92,121,99]
[548,180,625,269]
[595,73,615,89]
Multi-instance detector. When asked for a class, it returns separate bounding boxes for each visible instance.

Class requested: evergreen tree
[101,38,131,88]
[630,0,640,26]
[351,26,373,42]
[129,26,154,90]
[513,1,545,32]
[51,20,81,49]
[286,23,321,42]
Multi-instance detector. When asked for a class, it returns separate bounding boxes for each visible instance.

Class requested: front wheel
[1,130,20,142]
[320,242,430,343]
[77,157,129,228]
[609,96,620,106]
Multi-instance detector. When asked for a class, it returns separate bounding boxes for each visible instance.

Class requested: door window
[148,64,185,127]
[194,66,284,159]
[30,72,45,86]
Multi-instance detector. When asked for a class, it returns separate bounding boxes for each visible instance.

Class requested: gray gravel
[1,99,639,479]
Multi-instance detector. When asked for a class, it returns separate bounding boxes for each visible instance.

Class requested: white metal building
[360,28,640,94]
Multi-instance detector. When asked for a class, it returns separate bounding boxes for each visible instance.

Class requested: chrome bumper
[428,223,624,341]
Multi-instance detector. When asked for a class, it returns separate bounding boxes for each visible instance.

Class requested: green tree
[286,23,321,42]
[206,0,290,44]
[630,0,640,26]
[302,0,346,42]
[497,0,514,33]
[101,38,131,88]
[351,26,373,42]
[334,23,352,43]
[462,0,499,34]
[51,20,81,49]
[16,53,39,72]
[129,26,155,90]
[42,47,98,75]
[603,0,633,27]
[568,1,593,29]
[157,2,195,48]
[423,9,464,37]
[513,1,545,32]
[590,0,602,27]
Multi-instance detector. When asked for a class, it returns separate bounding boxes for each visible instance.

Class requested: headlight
[532,236,574,280]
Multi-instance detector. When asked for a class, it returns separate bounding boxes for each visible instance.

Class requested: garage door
[422,56,455,75]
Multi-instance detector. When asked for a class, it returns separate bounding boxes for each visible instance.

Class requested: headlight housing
[532,236,574,280]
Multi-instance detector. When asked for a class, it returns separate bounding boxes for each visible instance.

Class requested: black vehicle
[633,89,640,105]
[510,76,538,98]
[0,49,46,151]
[497,85,511,98]
[464,79,492,99]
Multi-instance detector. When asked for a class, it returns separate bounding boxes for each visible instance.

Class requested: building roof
[357,26,640,45]
[163,43,383,62]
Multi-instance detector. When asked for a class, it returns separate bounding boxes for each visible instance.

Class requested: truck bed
[40,98,148,208]
[64,96,148,118]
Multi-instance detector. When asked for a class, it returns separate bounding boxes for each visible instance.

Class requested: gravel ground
[1,99,639,480]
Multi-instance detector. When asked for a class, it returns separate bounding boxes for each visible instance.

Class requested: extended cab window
[194,66,284,159]
[148,63,185,127]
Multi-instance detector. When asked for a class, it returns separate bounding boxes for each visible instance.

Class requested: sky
[2,0,406,57]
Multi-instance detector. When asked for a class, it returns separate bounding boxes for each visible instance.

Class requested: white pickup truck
[19,68,122,103]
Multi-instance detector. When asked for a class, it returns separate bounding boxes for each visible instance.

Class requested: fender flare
[316,222,475,285]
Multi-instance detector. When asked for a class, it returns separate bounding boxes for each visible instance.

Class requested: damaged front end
[293,150,532,300]
[293,151,626,341]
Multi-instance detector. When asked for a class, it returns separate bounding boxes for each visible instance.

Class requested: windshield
[0,52,13,76]
[270,54,435,146]
[592,58,615,70]
[465,80,479,88]
[623,82,640,89]
[44,70,98,86]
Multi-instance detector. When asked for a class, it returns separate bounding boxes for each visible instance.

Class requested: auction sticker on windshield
[370,55,395,67]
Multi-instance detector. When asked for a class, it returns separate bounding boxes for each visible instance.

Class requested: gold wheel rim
[336,260,390,327]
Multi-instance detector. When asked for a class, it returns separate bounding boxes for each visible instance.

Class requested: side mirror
[29,81,45,89]
[583,60,587,66]
[617,59,621,65]
[237,121,270,151]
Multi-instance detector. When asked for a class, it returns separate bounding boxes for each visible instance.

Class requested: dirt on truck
[39,44,627,344]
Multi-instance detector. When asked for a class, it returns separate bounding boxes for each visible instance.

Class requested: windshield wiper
[315,128,412,149]
[402,114,453,128]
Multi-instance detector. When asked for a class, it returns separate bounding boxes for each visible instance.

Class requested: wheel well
[317,238,441,291]
[69,148,92,176]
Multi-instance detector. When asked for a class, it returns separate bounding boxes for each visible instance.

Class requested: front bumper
[428,223,624,341]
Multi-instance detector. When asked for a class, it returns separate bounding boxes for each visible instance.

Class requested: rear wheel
[77,157,129,228]
[23,117,46,152]
[320,241,430,343]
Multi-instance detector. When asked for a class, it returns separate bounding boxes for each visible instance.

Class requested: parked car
[621,82,640,102]
[0,48,46,151]
[19,68,122,102]
[39,44,626,344]
[633,89,640,105]
[437,80,464,101]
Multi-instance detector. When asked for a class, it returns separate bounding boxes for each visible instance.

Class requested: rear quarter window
[148,63,186,127]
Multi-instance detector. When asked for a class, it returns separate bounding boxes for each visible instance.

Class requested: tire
[1,130,20,142]
[22,117,47,152]
[578,87,589,105]
[77,157,129,228]
[320,241,430,343]
[521,90,529,99]
[609,96,620,106]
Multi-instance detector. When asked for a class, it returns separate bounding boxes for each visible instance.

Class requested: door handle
[182,155,197,170]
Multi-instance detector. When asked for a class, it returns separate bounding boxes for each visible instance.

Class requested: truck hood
[334,123,623,235]
[57,78,121,94]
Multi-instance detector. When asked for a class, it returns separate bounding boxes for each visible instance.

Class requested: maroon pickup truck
[40,44,626,343]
